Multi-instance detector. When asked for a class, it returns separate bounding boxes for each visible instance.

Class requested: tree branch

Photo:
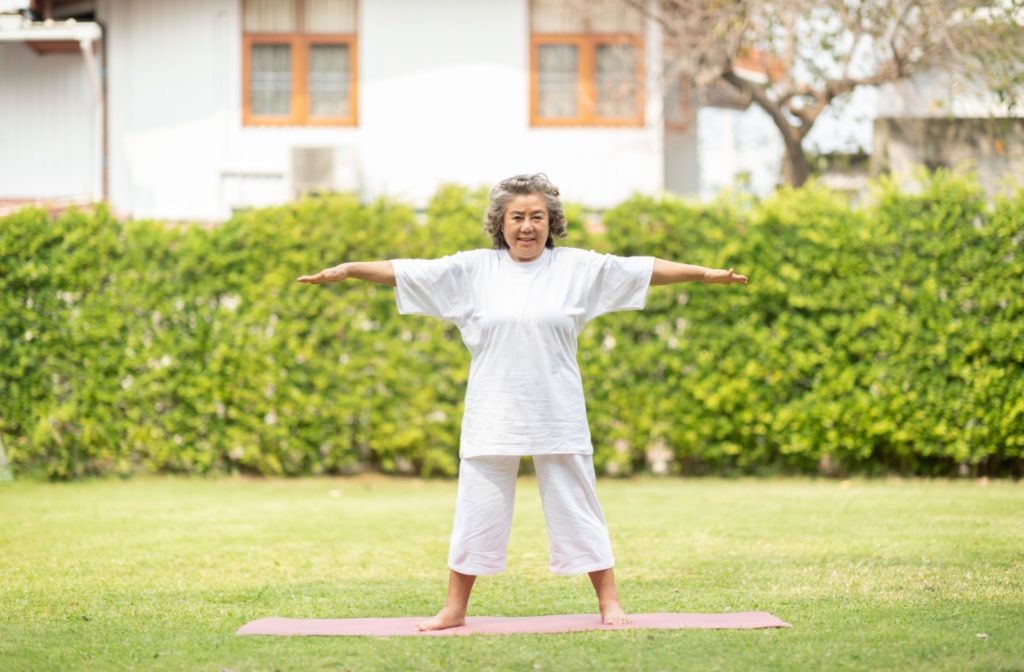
[723,69,800,145]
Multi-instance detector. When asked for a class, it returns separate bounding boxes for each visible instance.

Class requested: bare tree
[629,0,1024,186]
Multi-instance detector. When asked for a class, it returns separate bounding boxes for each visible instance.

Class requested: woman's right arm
[297,261,396,287]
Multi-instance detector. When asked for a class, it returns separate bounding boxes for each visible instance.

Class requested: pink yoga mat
[236,612,791,637]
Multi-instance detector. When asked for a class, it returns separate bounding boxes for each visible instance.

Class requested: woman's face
[502,193,550,262]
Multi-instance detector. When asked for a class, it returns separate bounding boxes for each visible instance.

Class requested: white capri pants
[447,453,615,576]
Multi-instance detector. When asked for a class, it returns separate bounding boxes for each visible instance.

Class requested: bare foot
[416,606,466,631]
[600,601,631,626]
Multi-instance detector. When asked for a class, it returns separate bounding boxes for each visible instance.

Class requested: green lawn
[1,475,1021,671]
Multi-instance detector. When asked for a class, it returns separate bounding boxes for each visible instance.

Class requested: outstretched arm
[297,261,396,287]
[651,258,748,286]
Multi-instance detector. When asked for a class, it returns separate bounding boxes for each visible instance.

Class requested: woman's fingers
[297,266,348,284]
[708,268,748,285]
[297,270,330,284]
[732,270,748,284]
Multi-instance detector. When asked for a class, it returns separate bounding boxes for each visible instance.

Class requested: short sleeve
[391,253,471,324]
[583,251,655,322]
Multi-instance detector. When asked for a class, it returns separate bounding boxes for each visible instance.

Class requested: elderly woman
[298,173,748,631]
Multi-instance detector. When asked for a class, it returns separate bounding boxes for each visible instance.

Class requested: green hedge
[2,173,1022,480]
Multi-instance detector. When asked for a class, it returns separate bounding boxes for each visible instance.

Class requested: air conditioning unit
[290,146,336,199]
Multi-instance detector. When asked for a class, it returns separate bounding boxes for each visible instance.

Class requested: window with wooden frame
[242,0,358,126]
[530,0,644,127]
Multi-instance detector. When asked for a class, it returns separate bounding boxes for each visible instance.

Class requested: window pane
[304,0,357,33]
[309,43,350,118]
[532,0,641,33]
[595,43,638,119]
[244,0,297,32]
[589,0,643,33]
[532,0,584,32]
[250,44,292,116]
[537,44,578,119]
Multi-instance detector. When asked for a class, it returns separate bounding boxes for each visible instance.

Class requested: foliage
[1,172,1021,479]
[588,172,1023,476]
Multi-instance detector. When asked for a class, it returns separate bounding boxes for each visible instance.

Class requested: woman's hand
[704,267,748,285]
[297,261,397,287]
[652,259,749,286]
[297,263,349,284]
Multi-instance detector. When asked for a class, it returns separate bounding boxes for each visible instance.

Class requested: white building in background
[0,4,104,205]
[1,0,716,221]
[2,1,1015,220]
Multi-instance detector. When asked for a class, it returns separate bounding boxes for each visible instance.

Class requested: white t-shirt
[391,246,655,458]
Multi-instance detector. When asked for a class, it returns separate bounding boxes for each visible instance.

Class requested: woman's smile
[515,233,538,249]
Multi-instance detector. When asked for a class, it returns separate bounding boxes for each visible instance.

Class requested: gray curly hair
[483,173,568,249]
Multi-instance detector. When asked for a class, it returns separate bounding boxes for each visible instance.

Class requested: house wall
[100,0,237,219]
[696,106,782,199]
[0,42,99,200]
[873,117,1024,194]
[877,68,1018,119]
[664,126,698,197]
[97,0,667,221]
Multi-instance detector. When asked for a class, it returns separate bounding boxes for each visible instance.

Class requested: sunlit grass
[1,475,1021,671]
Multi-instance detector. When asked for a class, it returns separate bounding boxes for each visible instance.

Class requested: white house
[691,12,1024,200]
[0,0,725,220]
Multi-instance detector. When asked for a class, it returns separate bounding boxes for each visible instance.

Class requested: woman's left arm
[650,258,749,286]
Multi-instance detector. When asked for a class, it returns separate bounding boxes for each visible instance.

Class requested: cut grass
[1,475,1022,671]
